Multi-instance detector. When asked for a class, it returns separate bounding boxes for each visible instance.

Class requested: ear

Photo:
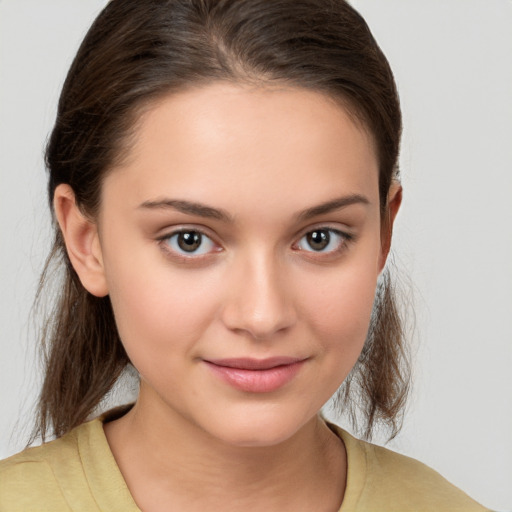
[53,184,108,297]
[378,181,402,272]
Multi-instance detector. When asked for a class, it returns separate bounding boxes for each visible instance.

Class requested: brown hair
[35,0,409,442]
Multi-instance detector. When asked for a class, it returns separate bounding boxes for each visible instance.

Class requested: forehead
[104,83,379,215]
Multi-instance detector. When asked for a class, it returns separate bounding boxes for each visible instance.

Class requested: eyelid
[156,225,223,261]
[292,225,355,256]
[294,222,355,242]
[155,223,354,262]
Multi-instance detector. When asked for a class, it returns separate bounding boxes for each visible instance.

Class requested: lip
[203,357,307,393]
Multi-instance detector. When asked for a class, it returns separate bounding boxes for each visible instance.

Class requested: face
[92,84,389,446]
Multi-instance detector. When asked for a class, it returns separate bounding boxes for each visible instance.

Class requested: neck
[104,392,346,512]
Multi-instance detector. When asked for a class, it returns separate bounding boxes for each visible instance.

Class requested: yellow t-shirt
[0,413,489,512]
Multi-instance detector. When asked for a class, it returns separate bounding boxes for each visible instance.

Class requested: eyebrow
[138,194,369,223]
[138,199,233,222]
[296,194,370,221]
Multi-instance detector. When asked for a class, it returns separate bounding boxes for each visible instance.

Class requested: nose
[220,251,297,340]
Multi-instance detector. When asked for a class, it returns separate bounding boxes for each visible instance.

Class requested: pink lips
[204,357,306,393]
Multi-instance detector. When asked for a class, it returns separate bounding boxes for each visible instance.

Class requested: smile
[203,357,307,393]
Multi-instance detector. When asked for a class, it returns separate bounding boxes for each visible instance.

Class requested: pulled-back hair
[35,0,409,442]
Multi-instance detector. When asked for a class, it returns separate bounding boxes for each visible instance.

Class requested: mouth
[203,357,307,393]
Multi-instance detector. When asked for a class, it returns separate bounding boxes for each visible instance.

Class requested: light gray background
[1,1,511,510]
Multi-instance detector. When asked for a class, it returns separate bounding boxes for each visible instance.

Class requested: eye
[161,229,218,257]
[295,228,349,254]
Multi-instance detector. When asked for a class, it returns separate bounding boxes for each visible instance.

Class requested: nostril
[220,290,297,339]
[224,309,296,340]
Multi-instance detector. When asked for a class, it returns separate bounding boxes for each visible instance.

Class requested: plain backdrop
[0,1,511,510]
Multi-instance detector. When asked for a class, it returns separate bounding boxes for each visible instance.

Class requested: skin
[55,83,401,512]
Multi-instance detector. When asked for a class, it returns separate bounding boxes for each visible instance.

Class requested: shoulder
[0,421,98,511]
[330,425,491,512]
[0,411,138,512]
[1,426,80,469]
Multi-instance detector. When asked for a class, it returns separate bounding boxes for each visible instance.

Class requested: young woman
[0,1,492,510]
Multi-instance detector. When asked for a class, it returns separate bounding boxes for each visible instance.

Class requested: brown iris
[306,230,330,251]
[177,231,202,252]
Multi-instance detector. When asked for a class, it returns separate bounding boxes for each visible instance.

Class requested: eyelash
[157,226,353,262]
[293,228,353,257]
[157,228,221,262]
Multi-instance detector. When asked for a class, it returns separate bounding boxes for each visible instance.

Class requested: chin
[201,409,316,449]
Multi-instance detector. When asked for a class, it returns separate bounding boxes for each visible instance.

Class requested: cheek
[298,261,379,365]
[105,258,221,374]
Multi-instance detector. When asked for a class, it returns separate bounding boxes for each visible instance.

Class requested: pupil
[178,231,201,252]
[308,230,329,251]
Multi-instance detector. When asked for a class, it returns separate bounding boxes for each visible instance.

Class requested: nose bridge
[222,246,296,339]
